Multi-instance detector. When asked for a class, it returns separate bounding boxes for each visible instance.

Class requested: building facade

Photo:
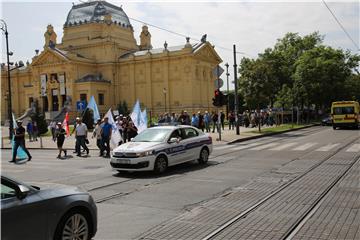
[1,0,222,121]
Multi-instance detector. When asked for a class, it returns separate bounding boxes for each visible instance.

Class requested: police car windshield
[132,128,172,142]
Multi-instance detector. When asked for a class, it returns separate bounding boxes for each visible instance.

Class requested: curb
[228,124,320,144]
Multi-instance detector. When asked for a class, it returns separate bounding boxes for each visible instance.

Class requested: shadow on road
[112,160,219,179]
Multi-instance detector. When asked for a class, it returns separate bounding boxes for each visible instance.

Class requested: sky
[1,0,359,91]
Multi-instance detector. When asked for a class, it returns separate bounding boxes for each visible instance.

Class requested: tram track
[89,127,335,204]
[199,136,360,240]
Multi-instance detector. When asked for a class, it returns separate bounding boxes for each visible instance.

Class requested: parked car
[321,115,332,126]
[1,175,97,240]
[110,125,213,173]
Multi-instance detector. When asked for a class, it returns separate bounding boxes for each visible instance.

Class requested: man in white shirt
[92,119,103,156]
[75,118,89,156]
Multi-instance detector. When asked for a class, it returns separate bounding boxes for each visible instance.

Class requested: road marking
[214,145,233,150]
[292,142,317,151]
[270,142,298,151]
[346,144,360,152]
[316,143,340,152]
[250,142,279,150]
[232,142,265,150]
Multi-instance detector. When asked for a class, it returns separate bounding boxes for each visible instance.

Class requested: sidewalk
[0,125,272,150]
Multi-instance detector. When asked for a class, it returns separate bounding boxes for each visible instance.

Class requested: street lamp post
[233,45,240,135]
[163,88,167,113]
[225,63,230,120]
[1,19,24,139]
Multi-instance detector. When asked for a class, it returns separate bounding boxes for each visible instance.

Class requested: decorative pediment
[193,43,222,64]
[31,48,69,66]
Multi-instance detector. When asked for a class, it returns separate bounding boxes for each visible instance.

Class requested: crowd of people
[7,108,310,163]
[156,110,229,133]
[155,109,279,131]
[48,114,139,159]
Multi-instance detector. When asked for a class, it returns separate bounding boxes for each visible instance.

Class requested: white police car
[110,125,212,173]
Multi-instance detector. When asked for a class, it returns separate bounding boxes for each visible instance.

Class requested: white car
[110,125,213,173]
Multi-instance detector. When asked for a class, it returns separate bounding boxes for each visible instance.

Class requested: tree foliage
[31,100,48,135]
[238,32,359,111]
[117,101,130,115]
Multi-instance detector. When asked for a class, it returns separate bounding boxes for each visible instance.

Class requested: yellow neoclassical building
[1,0,222,121]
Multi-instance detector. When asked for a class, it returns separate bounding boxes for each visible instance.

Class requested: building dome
[65,0,131,27]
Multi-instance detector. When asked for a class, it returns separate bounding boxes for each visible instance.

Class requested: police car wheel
[154,156,168,174]
[198,148,209,164]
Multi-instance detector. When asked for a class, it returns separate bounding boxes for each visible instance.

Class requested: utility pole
[216,65,221,141]
[225,63,230,121]
[233,45,240,135]
[1,20,13,139]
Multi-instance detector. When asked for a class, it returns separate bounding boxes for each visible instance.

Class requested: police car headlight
[137,150,154,157]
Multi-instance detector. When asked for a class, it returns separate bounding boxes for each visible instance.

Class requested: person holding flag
[10,120,32,163]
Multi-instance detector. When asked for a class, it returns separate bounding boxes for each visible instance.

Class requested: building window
[43,96,48,112]
[28,97,34,108]
[80,94,87,103]
[98,93,104,105]
[61,95,66,107]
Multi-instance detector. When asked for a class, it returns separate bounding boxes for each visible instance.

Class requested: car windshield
[131,128,172,142]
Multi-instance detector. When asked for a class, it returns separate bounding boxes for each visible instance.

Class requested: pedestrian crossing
[213,142,360,153]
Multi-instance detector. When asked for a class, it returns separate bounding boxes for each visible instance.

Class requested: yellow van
[331,101,360,129]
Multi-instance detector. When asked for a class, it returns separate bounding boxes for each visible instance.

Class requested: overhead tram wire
[322,0,359,51]
[128,16,253,57]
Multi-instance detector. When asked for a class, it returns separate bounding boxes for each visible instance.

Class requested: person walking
[204,111,211,132]
[220,111,225,130]
[211,111,218,133]
[26,121,33,142]
[32,121,38,141]
[228,111,235,130]
[93,119,104,156]
[198,111,204,132]
[50,121,57,141]
[116,115,124,145]
[126,121,138,142]
[10,120,32,163]
[74,118,89,157]
[55,122,67,159]
[191,113,199,128]
[100,117,112,158]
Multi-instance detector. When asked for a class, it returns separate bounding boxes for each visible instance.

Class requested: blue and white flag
[130,99,141,127]
[12,113,27,160]
[104,108,122,148]
[87,96,100,123]
[138,109,148,133]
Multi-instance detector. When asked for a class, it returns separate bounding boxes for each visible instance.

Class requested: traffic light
[220,92,228,106]
[212,89,228,107]
[213,89,226,107]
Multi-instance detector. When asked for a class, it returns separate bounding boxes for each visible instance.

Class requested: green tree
[31,100,48,135]
[117,101,130,115]
[293,46,359,110]
[239,58,275,109]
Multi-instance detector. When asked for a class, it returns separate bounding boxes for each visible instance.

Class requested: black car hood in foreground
[30,182,89,199]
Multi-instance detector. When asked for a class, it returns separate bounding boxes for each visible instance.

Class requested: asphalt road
[1,126,359,240]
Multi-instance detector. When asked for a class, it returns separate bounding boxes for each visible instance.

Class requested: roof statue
[201,34,207,43]
[44,24,57,49]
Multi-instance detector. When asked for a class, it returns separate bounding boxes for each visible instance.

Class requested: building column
[129,63,135,106]
[145,59,152,110]
[163,58,169,113]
